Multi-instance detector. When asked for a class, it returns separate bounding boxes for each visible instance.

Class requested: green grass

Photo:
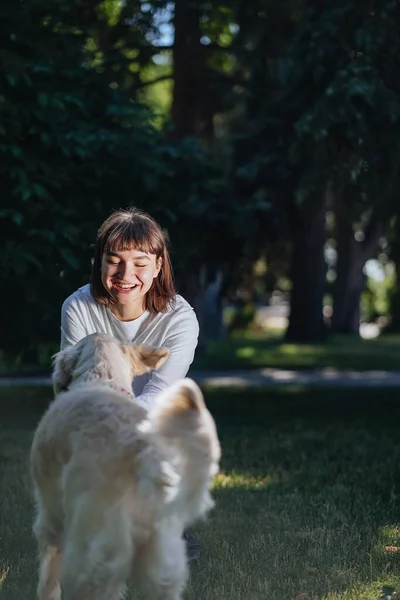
[2,385,400,599]
[193,332,400,372]
[4,333,400,377]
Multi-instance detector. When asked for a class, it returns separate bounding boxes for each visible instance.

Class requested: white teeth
[114,283,136,289]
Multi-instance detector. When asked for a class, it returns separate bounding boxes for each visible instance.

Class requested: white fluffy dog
[30,333,220,600]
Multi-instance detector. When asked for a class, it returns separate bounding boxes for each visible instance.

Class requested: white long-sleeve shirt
[60,284,199,410]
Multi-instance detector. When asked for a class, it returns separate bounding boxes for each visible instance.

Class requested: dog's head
[52,333,169,394]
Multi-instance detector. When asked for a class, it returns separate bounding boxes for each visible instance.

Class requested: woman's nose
[118,262,134,280]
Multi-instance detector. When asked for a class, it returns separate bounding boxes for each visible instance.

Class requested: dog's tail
[147,378,220,525]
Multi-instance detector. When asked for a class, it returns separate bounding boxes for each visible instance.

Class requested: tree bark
[331,204,382,335]
[203,267,224,341]
[387,224,400,332]
[171,0,223,340]
[180,265,225,351]
[171,0,203,137]
[285,191,327,342]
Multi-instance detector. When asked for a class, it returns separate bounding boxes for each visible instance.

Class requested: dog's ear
[52,344,82,394]
[122,344,170,375]
[171,379,206,413]
[155,378,206,417]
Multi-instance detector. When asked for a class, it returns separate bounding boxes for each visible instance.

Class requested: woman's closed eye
[107,260,148,268]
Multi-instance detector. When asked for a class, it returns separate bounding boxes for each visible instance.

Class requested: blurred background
[2,0,400,372]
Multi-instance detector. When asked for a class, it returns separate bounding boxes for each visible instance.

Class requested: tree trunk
[181,265,225,351]
[170,1,223,340]
[387,225,400,332]
[171,0,203,137]
[331,204,382,335]
[285,192,327,342]
[203,268,224,341]
[183,267,206,352]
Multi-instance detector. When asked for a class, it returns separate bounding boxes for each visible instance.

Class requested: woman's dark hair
[90,208,175,313]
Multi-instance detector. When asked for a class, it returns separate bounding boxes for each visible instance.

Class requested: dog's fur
[30,333,220,600]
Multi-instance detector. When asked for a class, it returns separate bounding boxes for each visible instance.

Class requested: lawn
[193,332,400,372]
[4,333,400,378]
[1,385,400,599]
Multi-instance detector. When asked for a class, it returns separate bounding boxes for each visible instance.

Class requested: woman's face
[101,248,161,307]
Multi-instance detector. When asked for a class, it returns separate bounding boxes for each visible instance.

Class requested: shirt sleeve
[60,296,90,350]
[135,310,200,411]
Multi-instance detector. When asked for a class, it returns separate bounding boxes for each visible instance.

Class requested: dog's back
[31,379,220,600]
[32,383,149,487]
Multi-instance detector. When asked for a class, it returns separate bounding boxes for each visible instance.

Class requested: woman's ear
[154,256,162,277]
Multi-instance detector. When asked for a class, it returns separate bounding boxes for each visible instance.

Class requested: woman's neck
[110,300,146,322]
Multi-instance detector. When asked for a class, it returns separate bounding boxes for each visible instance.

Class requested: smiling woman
[91,208,175,320]
[60,208,199,410]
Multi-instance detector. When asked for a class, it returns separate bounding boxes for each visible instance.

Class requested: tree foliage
[3,0,400,360]
[0,0,223,359]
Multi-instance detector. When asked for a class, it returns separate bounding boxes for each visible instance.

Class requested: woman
[61,207,201,560]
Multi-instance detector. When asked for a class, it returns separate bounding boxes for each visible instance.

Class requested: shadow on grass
[2,385,400,599]
[197,482,400,599]
[205,384,400,426]
[0,386,52,427]
[196,387,400,599]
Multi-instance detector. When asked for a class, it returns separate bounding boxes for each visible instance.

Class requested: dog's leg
[61,580,125,600]
[132,524,188,600]
[61,540,131,600]
[60,498,133,600]
[33,520,62,600]
[38,546,62,600]
[61,557,129,600]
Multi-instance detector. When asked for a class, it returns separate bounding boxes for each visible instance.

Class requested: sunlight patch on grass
[322,579,400,600]
[236,346,256,358]
[372,524,400,558]
[212,470,274,490]
[378,524,400,541]
[194,332,400,371]
[0,567,10,589]
[279,343,317,355]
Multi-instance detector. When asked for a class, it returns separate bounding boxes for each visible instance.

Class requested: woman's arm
[60,296,90,350]
[135,312,200,410]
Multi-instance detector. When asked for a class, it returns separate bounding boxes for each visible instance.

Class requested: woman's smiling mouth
[112,281,139,292]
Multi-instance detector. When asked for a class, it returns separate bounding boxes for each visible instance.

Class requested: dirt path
[2,368,400,388]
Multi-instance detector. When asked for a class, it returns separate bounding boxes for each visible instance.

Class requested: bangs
[104,220,162,256]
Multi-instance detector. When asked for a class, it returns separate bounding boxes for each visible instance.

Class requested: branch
[136,42,238,56]
[133,74,173,90]
[134,69,247,91]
